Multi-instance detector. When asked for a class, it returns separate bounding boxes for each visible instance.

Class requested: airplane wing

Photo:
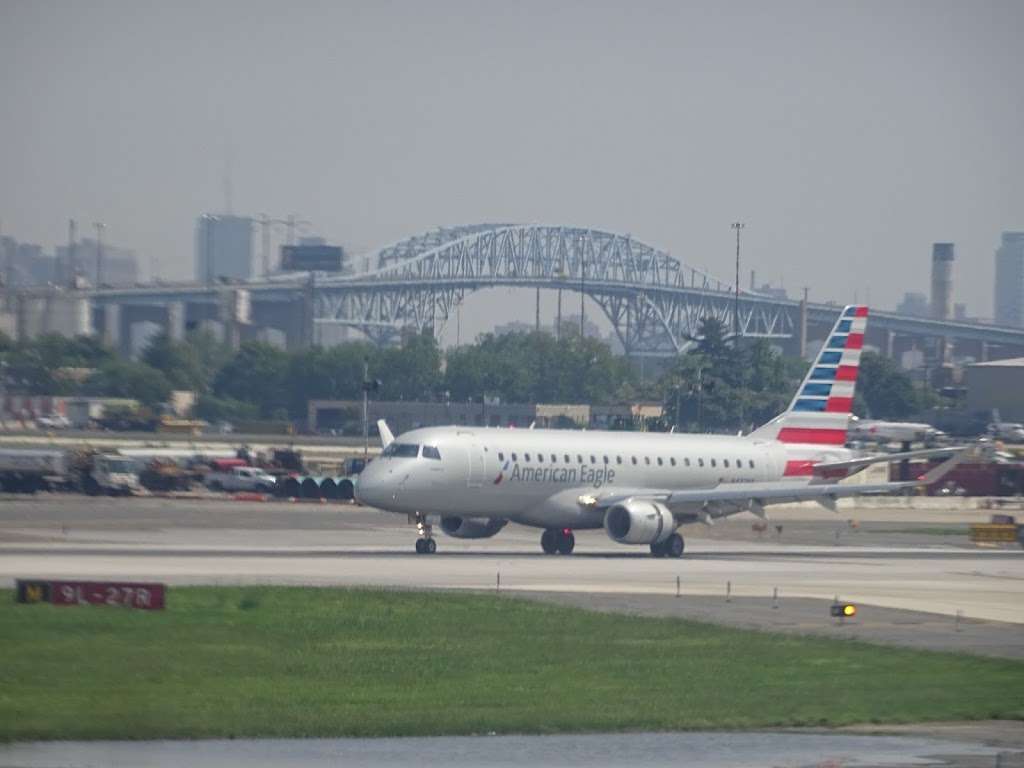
[811,445,968,478]
[580,449,969,523]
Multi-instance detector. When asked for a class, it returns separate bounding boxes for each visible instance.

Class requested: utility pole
[731,222,744,341]
[362,357,369,457]
[93,222,105,287]
[535,286,540,332]
[579,234,586,338]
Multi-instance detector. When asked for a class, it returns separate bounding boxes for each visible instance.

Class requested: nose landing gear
[541,528,575,555]
[413,513,436,555]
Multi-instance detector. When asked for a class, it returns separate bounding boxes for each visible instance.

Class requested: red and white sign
[49,580,166,610]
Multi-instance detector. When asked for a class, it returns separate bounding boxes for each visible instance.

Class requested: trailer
[0,448,69,493]
[0,447,141,495]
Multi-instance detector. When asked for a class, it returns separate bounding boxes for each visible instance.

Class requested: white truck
[205,466,277,493]
[84,454,143,496]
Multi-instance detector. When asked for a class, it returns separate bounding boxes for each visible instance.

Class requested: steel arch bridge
[315,223,794,355]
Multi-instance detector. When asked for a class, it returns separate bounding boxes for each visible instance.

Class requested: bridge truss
[315,224,796,355]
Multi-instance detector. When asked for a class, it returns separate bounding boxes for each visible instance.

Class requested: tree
[83,360,172,406]
[373,329,442,402]
[213,342,289,418]
[854,351,923,419]
[141,333,206,391]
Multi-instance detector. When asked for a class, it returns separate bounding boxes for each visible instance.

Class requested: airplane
[987,411,1024,443]
[847,416,945,445]
[355,306,967,557]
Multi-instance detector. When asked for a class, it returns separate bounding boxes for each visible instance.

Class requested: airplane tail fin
[377,419,394,448]
[748,305,868,445]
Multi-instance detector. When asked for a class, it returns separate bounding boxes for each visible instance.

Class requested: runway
[2,495,1022,655]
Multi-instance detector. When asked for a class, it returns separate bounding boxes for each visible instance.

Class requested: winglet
[377,419,394,448]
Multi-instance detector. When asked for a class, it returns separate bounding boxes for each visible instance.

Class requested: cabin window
[670,457,676,467]
[511,452,518,461]
[631,457,638,465]
[590,455,597,464]
[656,457,663,466]
[537,453,543,463]
[710,458,717,468]
[737,458,743,468]
[724,459,730,468]
[749,460,755,469]
[564,454,571,463]
[644,457,651,465]
[616,456,623,465]
[498,452,505,462]
[603,455,609,464]
[577,454,584,463]
[684,458,691,467]
[551,454,557,463]
[422,445,441,460]
[524,453,531,462]
[698,458,704,467]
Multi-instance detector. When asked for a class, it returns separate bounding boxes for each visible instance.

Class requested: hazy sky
[2,0,1022,343]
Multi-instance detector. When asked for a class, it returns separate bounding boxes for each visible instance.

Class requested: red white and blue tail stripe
[749,305,867,446]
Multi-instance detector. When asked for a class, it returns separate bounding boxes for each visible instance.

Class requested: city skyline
[2,0,1022,342]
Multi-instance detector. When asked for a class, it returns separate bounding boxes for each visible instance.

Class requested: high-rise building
[994,232,1024,328]
[54,238,139,287]
[896,291,929,317]
[195,215,253,283]
[930,243,954,320]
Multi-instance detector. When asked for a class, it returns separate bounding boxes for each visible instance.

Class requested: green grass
[1,587,1022,741]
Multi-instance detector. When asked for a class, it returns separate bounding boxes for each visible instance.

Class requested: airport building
[965,356,1024,420]
[994,231,1024,327]
[195,214,253,283]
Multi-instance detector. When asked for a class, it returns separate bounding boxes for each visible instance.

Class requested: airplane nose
[355,463,391,508]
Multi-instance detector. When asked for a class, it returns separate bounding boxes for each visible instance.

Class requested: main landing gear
[413,513,437,555]
[541,528,575,555]
[650,532,685,559]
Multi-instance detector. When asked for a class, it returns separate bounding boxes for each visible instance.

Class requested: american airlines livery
[356,306,965,556]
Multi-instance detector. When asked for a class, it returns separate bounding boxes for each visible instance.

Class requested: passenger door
[466,441,485,488]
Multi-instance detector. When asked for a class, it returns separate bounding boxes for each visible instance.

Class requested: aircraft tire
[556,531,575,555]
[415,539,425,554]
[426,538,437,554]
[666,533,685,559]
[649,540,667,558]
[541,529,559,555]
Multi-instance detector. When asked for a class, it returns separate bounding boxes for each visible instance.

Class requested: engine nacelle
[604,500,675,545]
[440,516,508,539]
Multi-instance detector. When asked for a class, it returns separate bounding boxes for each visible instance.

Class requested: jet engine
[604,500,675,545]
[440,516,509,539]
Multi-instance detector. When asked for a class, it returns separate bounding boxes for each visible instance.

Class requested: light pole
[93,222,105,287]
[579,233,585,338]
[731,222,744,341]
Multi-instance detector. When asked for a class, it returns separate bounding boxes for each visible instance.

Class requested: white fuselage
[355,426,851,530]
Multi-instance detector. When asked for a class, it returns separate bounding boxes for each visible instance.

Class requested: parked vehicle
[205,465,277,493]
[0,448,141,495]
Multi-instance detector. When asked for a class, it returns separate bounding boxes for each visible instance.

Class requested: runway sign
[15,580,165,610]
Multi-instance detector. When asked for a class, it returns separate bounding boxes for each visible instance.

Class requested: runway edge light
[830,602,857,618]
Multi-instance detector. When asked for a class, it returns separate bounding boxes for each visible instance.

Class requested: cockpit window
[422,445,441,460]
[383,443,419,458]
